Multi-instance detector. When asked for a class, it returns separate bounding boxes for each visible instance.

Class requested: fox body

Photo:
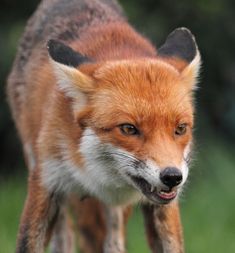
[7,0,200,252]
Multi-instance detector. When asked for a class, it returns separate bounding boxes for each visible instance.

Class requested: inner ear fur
[181,51,201,90]
[53,62,95,94]
[47,39,96,95]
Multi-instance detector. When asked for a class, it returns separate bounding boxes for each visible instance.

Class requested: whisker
[105,151,147,168]
[81,133,97,137]
[107,151,139,162]
[183,152,192,165]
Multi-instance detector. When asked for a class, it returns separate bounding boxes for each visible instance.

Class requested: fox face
[47,28,200,205]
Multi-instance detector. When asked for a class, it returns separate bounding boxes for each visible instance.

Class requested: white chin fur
[78,128,142,205]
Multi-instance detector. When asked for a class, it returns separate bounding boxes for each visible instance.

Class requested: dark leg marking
[16,223,29,253]
[142,204,163,253]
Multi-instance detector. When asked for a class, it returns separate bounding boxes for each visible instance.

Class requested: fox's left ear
[158,28,201,89]
[47,39,95,99]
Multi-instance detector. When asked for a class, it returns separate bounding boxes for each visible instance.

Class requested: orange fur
[7,0,200,252]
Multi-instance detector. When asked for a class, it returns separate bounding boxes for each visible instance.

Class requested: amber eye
[175,123,187,136]
[119,124,139,136]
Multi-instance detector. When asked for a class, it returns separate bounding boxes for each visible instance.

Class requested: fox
[7,0,201,252]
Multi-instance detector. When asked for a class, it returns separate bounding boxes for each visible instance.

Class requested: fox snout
[160,167,183,188]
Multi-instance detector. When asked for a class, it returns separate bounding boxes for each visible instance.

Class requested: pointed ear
[158,27,201,89]
[47,40,95,98]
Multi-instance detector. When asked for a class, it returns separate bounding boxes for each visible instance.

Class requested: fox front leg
[49,207,75,253]
[69,198,131,253]
[16,172,63,253]
[104,206,127,253]
[142,202,184,253]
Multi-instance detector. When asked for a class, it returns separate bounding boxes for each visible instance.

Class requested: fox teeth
[150,185,155,192]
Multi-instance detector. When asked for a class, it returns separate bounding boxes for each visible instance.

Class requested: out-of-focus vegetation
[0,0,235,252]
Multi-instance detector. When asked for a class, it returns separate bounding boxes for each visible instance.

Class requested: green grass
[181,140,235,253]
[0,176,26,253]
[0,139,235,253]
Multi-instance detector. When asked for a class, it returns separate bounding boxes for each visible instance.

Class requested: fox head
[47,28,200,205]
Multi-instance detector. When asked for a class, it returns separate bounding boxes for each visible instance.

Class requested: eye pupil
[119,124,139,136]
[175,123,187,136]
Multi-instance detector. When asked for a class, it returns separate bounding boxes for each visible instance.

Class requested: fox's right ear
[47,40,95,99]
[158,28,201,89]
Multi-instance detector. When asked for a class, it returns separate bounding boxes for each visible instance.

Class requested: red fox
[7,0,200,252]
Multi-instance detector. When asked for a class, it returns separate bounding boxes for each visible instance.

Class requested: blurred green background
[0,0,235,252]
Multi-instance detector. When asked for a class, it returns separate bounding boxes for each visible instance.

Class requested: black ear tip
[46,39,92,67]
[47,39,56,50]
[47,39,65,57]
[158,27,198,63]
[47,39,57,57]
[46,39,76,64]
[170,27,196,43]
[173,27,193,34]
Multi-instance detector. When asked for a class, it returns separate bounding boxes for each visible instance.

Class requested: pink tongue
[158,191,176,199]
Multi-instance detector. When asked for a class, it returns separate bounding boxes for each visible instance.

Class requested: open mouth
[131,176,177,204]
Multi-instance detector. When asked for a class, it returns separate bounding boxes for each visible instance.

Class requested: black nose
[160,167,183,188]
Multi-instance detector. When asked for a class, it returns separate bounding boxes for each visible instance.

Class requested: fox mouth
[130,176,177,204]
